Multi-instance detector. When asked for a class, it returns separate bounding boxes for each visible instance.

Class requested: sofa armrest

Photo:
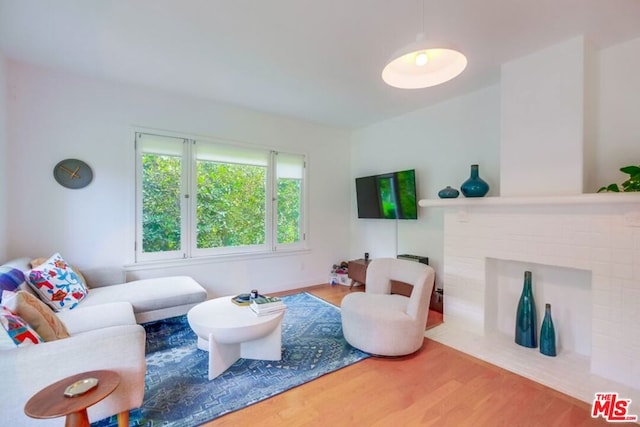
[81,266,126,288]
[0,324,146,426]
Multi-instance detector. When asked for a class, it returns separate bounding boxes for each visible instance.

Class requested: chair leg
[117,410,129,427]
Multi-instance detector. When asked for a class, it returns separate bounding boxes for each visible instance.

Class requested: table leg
[65,409,90,427]
[117,410,130,427]
[207,332,241,380]
[241,317,283,361]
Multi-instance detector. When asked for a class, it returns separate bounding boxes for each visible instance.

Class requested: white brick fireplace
[420,35,640,404]
[422,194,640,404]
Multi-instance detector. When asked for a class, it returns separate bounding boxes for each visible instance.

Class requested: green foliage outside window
[142,154,303,254]
[142,154,182,252]
[277,179,301,244]
[197,161,266,248]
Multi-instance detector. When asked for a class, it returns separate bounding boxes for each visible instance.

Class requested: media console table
[347,258,369,290]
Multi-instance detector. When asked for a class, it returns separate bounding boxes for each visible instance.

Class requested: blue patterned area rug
[92,292,369,427]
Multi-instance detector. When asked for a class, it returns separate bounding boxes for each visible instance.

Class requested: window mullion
[267,151,277,251]
[184,140,196,258]
[134,133,143,260]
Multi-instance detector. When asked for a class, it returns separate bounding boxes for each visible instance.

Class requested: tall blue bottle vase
[515,271,537,348]
[540,303,557,356]
[460,164,489,197]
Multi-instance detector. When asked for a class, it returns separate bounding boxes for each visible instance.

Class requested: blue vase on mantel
[438,186,460,199]
[540,303,557,357]
[515,271,537,348]
[460,164,489,197]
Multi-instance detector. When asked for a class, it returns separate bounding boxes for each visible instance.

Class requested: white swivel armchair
[341,258,435,356]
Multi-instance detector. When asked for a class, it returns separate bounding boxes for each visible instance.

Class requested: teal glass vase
[460,164,489,197]
[515,271,537,348]
[438,186,460,198]
[540,303,557,356]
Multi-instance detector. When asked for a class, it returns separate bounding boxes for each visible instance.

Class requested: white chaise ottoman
[80,276,208,323]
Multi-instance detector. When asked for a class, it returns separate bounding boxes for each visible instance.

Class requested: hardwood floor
[203,284,614,427]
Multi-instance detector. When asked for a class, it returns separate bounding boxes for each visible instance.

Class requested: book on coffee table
[250,303,286,316]
[250,296,286,316]
[231,294,253,306]
[251,296,283,307]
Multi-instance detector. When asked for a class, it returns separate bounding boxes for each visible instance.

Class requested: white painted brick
[634,229,640,250]
[572,245,592,261]
[609,307,623,324]
[612,248,634,264]
[591,261,612,277]
[590,232,612,248]
[568,216,592,233]
[591,247,612,263]
[592,274,611,291]
[591,304,610,322]
[566,258,591,270]
[441,202,640,393]
[611,231,634,250]
[591,215,613,233]
[611,263,633,279]
[570,231,592,247]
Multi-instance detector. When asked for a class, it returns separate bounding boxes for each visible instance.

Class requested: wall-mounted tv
[355,169,418,219]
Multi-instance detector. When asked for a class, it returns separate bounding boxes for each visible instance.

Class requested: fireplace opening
[485,258,592,356]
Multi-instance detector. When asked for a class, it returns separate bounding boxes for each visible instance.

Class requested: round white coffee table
[187,296,285,380]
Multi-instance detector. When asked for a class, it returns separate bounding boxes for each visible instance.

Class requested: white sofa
[0,257,208,426]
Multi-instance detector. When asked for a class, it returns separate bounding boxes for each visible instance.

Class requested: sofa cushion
[55,301,137,335]
[3,291,70,341]
[79,276,207,314]
[0,267,25,303]
[0,306,44,348]
[26,253,88,311]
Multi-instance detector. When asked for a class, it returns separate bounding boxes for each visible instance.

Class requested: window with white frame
[135,132,306,262]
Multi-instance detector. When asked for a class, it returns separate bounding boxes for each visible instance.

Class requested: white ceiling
[1,0,640,129]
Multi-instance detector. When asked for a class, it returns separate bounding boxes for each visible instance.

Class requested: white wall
[5,36,640,297]
[349,36,640,289]
[5,61,352,296]
[350,85,502,288]
[0,52,7,261]
[594,37,640,191]
[501,37,587,196]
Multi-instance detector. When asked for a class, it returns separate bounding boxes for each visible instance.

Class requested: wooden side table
[347,258,369,290]
[24,370,120,427]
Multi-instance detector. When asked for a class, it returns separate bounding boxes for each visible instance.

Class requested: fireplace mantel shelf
[418,192,640,208]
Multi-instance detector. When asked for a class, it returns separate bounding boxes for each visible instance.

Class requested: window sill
[125,247,311,272]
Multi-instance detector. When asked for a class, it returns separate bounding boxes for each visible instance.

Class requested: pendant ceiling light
[382,2,467,89]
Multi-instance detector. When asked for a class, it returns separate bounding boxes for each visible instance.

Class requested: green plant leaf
[620,165,640,176]
[598,165,640,192]
[621,177,640,192]
[602,184,620,192]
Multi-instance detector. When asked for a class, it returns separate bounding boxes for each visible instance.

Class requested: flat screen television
[355,169,418,219]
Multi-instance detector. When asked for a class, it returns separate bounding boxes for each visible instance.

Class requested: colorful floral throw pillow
[0,306,44,348]
[27,253,88,311]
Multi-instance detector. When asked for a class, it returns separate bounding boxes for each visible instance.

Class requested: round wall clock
[53,159,93,189]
